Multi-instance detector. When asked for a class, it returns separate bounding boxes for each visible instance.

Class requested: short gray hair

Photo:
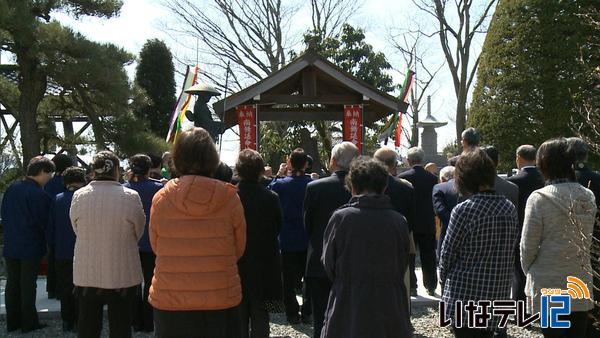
[331,142,360,171]
[461,128,480,147]
[515,145,537,162]
[440,166,455,182]
[406,147,424,165]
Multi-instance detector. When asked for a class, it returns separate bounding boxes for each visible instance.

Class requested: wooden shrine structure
[213,50,409,153]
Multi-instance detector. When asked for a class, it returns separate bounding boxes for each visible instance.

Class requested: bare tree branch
[412,0,497,144]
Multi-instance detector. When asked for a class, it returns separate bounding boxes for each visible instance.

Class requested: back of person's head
[51,154,74,174]
[461,128,480,148]
[425,162,438,175]
[129,154,152,177]
[348,157,389,195]
[567,137,589,167]
[374,147,398,172]
[63,166,87,188]
[214,162,233,183]
[482,146,499,168]
[92,151,120,181]
[289,148,308,172]
[236,149,265,183]
[27,156,56,177]
[306,155,314,173]
[455,148,496,196]
[173,127,219,177]
[147,153,162,169]
[537,137,576,181]
[516,145,537,163]
[439,166,455,182]
[331,142,359,171]
[406,147,424,165]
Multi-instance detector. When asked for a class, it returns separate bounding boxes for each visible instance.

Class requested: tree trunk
[455,91,468,147]
[17,57,47,167]
[411,97,420,147]
[62,120,78,159]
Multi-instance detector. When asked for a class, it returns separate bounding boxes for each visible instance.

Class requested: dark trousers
[306,277,332,338]
[453,327,494,338]
[56,259,77,325]
[154,307,238,338]
[5,257,41,332]
[511,249,526,303]
[409,233,438,291]
[541,311,588,338]
[132,251,155,332]
[47,247,57,297]
[77,286,135,338]
[239,297,269,338]
[281,251,311,318]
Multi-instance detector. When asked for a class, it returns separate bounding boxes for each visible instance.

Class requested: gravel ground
[0,306,544,337]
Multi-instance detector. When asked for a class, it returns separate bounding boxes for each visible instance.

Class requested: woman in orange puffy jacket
[148,127,246,338]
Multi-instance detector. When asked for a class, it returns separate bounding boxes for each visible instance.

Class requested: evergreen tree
[135,39,176,138]
[468,0,597,171]
[0,0,123,166]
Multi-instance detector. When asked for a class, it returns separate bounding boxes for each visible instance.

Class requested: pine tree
[135,39,176,138]
[468,0,596,171]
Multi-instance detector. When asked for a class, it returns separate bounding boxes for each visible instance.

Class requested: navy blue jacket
[269,175,312,252]
[44,175,66,197]
[1,178,52,259]
[304,171,351,278]
[124,177,164,253]
[398,165,438,235]
[47,190,77,260]
[432,179,459,253]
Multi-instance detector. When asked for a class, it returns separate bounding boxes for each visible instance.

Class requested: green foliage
[302,24,395,93]
[135,39,176,138]
[106,111,171,158]
[0,0,124,162]
[468,0,597,172]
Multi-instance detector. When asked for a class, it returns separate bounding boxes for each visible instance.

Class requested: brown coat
[148,175,246,311]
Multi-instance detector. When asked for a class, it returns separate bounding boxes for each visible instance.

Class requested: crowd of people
[1,126,599,338]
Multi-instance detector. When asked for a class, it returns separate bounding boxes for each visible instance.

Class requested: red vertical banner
[395,112,403,148]
[343,105,363,153]
[236,105,257,150]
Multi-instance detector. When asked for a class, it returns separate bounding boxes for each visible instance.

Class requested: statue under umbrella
[184,83,224,142]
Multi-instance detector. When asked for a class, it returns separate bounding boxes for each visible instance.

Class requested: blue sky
[50,0,489,165]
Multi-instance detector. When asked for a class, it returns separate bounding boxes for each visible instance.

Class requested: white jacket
[521,182,596,313]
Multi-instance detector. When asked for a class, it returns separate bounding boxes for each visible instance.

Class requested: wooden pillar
[62,119,78,160]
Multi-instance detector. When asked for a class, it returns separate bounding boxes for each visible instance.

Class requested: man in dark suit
[432,166,459,257]
[374,148,416,228]
[506,145,544,304]
[304,142,359,338]
[374,147,416,315]
[448,127,480,166]
[483,146,519,209]
[398,147,439,296]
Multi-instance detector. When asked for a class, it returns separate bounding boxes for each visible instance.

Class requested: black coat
[432,179,459,253]
[507,167,545,226]
[236,181,283,302]
[575,166,600,210]
[398,165,438,235]
[304,171,351,278]
[321,194,411,338]
[384,175,416,231]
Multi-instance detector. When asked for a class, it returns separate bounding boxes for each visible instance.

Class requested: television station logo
[439,276,591,329]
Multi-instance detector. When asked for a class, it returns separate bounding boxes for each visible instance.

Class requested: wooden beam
[56,122,92,155]
[302,68,317,96]
[0,114,22,168]
[258,94,362,105]
[258,110,343,121]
